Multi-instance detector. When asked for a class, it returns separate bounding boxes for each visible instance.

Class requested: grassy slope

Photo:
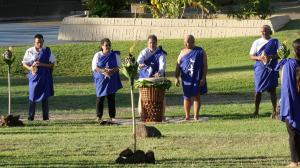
[0,20,299,167]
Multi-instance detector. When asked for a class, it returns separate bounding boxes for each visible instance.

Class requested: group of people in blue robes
[249,25,300,167]
[22,27,300,167]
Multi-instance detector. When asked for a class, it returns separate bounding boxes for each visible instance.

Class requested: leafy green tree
[227,0,272,19]
[189,0,217,19]
[85,0,131,17]
[146,0,217,19]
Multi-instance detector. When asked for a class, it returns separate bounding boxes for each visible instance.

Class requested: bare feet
[194,115,199,121]
[286,162,298,168]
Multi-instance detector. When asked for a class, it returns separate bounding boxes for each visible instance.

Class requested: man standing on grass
[249,25,281,117]
[22,34,56,121]
[175,35,208,121]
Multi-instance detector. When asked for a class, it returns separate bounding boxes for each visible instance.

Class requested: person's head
[34,34,44,49]
[100,38,111,54]
[184,35,195,49]
[147,34,158,52]
[293,38,300,59]
[261,25,272,39]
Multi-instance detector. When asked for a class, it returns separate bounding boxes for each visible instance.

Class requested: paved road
[0,21,61,46]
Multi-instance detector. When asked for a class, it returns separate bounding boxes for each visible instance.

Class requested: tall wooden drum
[140,78,166,122]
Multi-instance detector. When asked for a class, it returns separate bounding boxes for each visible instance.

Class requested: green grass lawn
[0,20,300,167]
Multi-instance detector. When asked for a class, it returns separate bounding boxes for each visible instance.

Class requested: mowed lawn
[0,20,300,167]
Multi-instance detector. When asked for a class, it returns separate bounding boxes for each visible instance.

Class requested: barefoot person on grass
[249,25,281,117]
[280,39,300,168]
[175,35,208,121]
[92,38,122,123]
[22,34,56,121]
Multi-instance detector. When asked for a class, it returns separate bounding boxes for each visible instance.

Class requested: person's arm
[23,63,32,71]
[250,55,262,61]
[175,52,182,87]
[105,54,121,76]
[35,61,54,69]
[92,53,106,73]
[155,54,166,77]
[137,50,146,69]
[200,50,208,86]
[249,40,262,61]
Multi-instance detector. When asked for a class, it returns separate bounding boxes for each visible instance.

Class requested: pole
[130,78,136,152]
[8,66,11,115]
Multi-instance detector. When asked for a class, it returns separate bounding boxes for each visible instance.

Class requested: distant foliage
[84,0,131,17]
[145,0,217,19]
[227,0,272,19]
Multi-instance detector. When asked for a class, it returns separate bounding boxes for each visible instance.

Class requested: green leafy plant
[227,0,272,20]
[84,0,131,17]
[190,0,217,19]
[145,0,187,18]
[277,41,290,59]
[134,78,172,89]
[145,0,217,19]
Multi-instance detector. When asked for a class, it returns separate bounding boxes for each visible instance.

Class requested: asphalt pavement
[0,21,61,46]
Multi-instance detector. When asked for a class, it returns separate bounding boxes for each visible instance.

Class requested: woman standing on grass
[280,38,300,168]
[175,35,208,121]
[92,38,122,123]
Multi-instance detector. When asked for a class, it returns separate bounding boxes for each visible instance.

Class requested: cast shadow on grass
[164,65,253,77]
[0,159,112,168]
[1,64,254,87]
[158,155,288,167]
[201,112,272,120]
[0,91,271,117]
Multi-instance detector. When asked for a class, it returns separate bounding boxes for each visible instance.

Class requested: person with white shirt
[137,35,167,117]
[22,34,56,121]
[137,34,167,78]
[249,25,281,117]
[92,38,122,123]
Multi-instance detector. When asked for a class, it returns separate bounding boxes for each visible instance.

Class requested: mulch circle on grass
[115,148,155,164]
[0,115,24,127]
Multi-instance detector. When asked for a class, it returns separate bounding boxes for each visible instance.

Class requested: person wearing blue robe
[175,35,208,121]
[137,35,167,78]
[280,38,300,168]
[22,34,56,121]
[249,25,281,117]
[137,35,167,117]
[92,38,122,122]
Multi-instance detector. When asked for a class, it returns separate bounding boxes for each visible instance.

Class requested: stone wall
[58,15,290,41]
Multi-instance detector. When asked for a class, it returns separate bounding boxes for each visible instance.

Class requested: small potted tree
[1,47,24,127]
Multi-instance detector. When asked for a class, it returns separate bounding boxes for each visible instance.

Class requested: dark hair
[294,39,300,93]
[34,34,44,40]
[147,34,157,42]
[100,38,111,51]
[296,68,300,93]
[293,38,300,59]
[262,25,273,35]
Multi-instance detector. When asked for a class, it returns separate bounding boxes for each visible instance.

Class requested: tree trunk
[130,78,137,152]
[8,65,11,115]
